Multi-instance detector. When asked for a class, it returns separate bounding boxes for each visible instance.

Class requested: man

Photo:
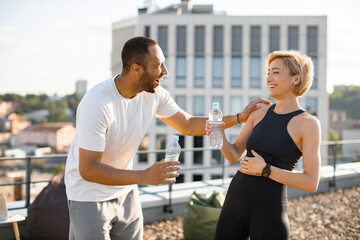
[65,36,269,240]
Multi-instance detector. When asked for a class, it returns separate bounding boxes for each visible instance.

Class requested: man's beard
[138,70,162,93]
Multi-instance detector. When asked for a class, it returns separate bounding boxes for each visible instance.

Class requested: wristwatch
[261,163,271,178]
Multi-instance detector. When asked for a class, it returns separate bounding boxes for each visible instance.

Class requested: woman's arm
[205,103,268,164]
[220,119,255,164]
[241,115,321,192]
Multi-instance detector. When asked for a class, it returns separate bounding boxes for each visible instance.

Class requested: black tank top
[246,104,305,171]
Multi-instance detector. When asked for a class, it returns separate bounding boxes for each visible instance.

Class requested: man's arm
[79,148,180,186]
[160,99,270,135]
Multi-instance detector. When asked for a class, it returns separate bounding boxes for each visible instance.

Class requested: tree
[330,85,360,120]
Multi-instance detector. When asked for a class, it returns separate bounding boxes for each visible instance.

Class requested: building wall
[56,125,76,152]
[112,11,328,181]
[17,124,75,153]
[342,128,360,157]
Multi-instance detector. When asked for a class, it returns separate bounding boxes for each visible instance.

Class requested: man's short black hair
[121,36,158,73]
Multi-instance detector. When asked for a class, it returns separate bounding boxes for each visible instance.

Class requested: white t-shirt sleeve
[155,86,181,119]
[76,98,109,152]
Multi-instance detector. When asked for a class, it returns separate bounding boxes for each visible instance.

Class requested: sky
[0,0,359,96]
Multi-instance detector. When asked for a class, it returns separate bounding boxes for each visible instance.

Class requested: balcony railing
[0,140,359,211]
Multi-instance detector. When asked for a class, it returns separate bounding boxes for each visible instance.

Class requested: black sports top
[246,104,305,171]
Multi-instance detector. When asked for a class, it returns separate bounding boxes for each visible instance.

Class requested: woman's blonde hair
[266,50,314,96]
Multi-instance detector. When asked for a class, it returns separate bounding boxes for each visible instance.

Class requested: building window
[307,26,318,55]
[232,26,242,55]
[176,26,186,88]
[193,96,204,115]
[194,26,205,88]
[179,135,185,164]
[230,96,243,114]
[177,26,186,55]
[156,134,166,162]
[211,174,222,180]
[251,26,261,54]
[177,174,184,183]
[250,57,261,88]
[213,57,223,88]
[288,26,299,50]
[312,57,318,89]
[195,26,205,54]
[194,57,205,87]
[213,26,224,88]
[138,134,149,163]
[307,26,318,89]
[193,136,203,165]
[213,26,223,54]
[211,150,222,165]
[232,26,242,88]
[158,26,168,55]
[269,26,280,52]
[175,95,186,110]
[306,97,318,116]
[193,174,203,182]
[144,25,150,38]
[231,57,242,88]
[250,26,261,89]
[176,57,186,87]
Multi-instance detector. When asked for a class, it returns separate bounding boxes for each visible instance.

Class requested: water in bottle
[165,135,181,181]
[209,102,223,149]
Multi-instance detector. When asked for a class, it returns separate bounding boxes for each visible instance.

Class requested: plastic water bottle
[165,135,181,180]
[209,102,223,149]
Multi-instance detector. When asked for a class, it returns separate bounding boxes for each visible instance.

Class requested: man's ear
[131,64,143,75]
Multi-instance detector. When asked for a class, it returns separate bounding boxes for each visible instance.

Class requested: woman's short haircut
[121,36,158,73]
[266,50,314,96]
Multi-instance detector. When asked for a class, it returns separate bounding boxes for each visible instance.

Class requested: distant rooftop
[138,0,215,15]
[26,122,73,132]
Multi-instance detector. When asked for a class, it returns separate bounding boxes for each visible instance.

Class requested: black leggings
[214,171,290,240]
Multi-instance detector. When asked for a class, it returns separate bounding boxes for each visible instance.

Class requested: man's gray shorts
[68,188,143,240]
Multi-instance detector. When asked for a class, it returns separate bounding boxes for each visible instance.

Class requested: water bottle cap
[172,135,179,141]
[212,102,219,108]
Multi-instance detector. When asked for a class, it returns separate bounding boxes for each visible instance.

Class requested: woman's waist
[246,150,297,171]
[227,171,288,203]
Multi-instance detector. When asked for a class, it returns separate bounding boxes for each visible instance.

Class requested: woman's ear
[293,74,301,86]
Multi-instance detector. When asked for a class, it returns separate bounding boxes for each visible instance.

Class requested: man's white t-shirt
[65,76,180,202]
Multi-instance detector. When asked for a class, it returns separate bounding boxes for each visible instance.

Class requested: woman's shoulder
[296,112,321,132]
[248,102,272,124]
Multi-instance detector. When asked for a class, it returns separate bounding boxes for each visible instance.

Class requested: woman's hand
[240,150,266,176]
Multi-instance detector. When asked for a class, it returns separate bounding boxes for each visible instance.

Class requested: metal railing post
[25,156,31,208]
[163,184,173,213]
[329,143,338,187]
[221,154,225,185]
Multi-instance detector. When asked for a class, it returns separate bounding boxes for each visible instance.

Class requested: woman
[206,50,321,240]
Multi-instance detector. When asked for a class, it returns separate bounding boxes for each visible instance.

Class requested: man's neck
[114,74,142,99]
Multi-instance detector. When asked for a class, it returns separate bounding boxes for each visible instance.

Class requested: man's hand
[143,159,180,185]
[238,99,271,123]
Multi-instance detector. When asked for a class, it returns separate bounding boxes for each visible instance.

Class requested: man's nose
[161,64,168,76]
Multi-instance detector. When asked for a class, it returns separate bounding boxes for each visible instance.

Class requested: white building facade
[111,0,328,183]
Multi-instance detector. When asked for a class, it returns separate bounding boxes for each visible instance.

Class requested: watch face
[261,164,271,177]
[262,168,271,178]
